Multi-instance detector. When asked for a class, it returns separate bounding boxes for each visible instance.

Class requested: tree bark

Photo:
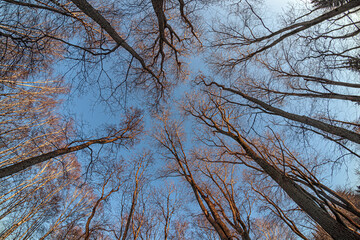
[211,120,360,239]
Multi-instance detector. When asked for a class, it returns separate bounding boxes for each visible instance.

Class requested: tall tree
[156,114,255,240]
[1,0,204,105]
[2,0,360,239]
[189,1,360,238]
[181,85,360,239]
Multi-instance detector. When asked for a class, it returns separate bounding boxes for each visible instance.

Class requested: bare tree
[155,113,253,240]
[0,47,142,239]
[3,0,360,239]
[0,153,95,240]
[207,0,360,153]
[1,0,204,105]
[0,107,143,179]
[181,88,360,239]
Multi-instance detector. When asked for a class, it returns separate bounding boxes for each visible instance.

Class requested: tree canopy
[1,0,360,239]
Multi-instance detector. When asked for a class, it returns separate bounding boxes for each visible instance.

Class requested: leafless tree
[180,88,360,239]
[0,153,96,240]
[207,0,360,155]
[3,0,360,239]
[155,113,255,240]
[1,0,204,105]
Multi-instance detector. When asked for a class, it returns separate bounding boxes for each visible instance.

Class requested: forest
[0,0,360,239]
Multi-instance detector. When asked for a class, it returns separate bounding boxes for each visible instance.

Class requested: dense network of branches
[1,0,360,239]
